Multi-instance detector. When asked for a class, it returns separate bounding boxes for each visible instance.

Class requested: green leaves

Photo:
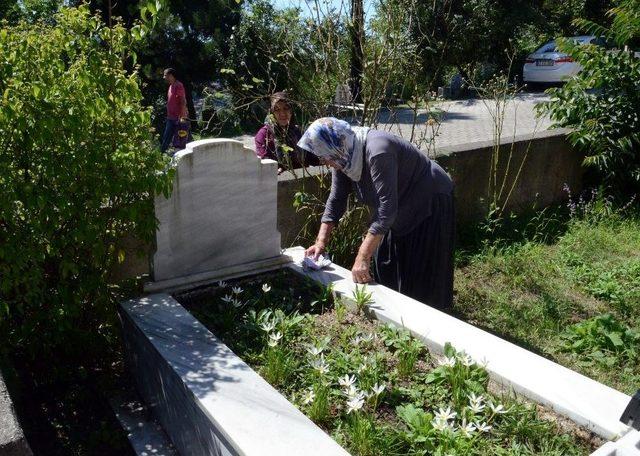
[540,2,640,194]
[0,6,173,355]
[561,313,640,365]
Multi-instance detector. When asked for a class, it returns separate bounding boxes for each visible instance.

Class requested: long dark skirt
[373,193,455,309]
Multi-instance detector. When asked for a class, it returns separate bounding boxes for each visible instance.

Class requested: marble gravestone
[148,139,290,292]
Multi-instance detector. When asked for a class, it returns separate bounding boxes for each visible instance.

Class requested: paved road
[233,93,554,153]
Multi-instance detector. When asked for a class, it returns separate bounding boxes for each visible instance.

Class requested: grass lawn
[454,211,640,395]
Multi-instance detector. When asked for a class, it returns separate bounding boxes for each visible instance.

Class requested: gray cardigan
[321,130,453,236]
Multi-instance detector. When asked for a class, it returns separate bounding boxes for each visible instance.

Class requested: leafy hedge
[0,6,173,357]
[540,0,640,195]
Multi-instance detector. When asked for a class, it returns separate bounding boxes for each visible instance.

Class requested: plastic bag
[172,120,192,149]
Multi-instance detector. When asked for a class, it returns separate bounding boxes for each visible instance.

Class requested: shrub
[0,6,173,358]
[539,0,640,195]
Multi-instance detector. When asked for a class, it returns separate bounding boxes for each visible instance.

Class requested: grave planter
[120,139,639,456]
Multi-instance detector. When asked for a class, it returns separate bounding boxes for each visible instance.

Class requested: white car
[523,35,606,84]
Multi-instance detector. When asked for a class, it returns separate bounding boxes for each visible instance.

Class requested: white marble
[152,139,282,282]
[591,430,640,456]
[110,395,178,456]
[285,246,633,440]
[120,294,349,456]
[144,253,292,294]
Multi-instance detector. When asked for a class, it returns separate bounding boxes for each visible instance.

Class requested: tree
[540,0,640,195]
[0,5,173,357]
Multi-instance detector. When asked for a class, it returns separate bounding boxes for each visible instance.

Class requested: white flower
[221,294,233,303]
[217,281,227,288]
[370,383,385,396]
[434,406,457,422]
[350,336,362,346]
[468,392,484,406]
[489,401,508,414]
[439,356,457,367]
[360,333,374,343]
[468,402,485,414]
[267,331,283,347]
[346,396,365,414]
[310,356,329,375]
[356,363,367,374]
[459,419,476,437]
[232,299,244,308]
[338,374,357,388]
[474,421,492,433]
[306,345,324,357]
[461,354,475,367]
[260,320,275,332]
[343,384,359,399]
[231,286,243,295]
[432,417,450,432]
[302,389,315,405]
[467,393,485,413]
[262,284,271,293]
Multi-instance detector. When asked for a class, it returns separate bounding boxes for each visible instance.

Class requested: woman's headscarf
[297,117,369,182]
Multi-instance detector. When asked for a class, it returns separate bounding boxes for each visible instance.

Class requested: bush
[0,6,173,358]
[540,0,640,195]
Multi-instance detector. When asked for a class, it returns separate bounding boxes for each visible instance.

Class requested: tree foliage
[0,5,173,356]
[540,0,640,194]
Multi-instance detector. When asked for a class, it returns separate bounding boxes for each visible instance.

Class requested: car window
[535,41,557,53]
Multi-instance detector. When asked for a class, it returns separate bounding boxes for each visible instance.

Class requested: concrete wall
[113,128,583,278]
[277,128,583,246]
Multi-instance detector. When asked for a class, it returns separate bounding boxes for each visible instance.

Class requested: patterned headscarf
[297,117,369,181]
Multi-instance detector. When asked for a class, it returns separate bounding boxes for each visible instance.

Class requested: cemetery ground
[6,196,639,455]
[454,199,640,396]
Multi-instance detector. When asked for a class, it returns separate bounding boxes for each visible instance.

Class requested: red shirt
[167,81,185,120]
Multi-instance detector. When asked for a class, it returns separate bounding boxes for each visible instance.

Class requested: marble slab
[110,394,178,456]
[144,253,292,294]
[591,430,640,456]
[285,246,633,441]
[120,294,349,456]
[152,139,281,282]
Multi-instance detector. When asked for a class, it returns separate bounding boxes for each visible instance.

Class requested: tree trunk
[350,0,364,104]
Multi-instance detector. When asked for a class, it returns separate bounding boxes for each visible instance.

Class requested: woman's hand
[306,223,334,259]
[305,242,325,260]
[352,254,373,283]
[351,232,384,283]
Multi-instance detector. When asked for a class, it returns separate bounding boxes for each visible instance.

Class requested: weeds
[352,285,374,314]
[561,314,640,367]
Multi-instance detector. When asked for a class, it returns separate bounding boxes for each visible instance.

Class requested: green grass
[454,213,640,394]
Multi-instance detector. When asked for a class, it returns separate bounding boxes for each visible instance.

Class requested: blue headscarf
[297,117,369,181]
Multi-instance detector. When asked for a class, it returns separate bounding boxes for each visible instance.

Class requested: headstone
[334,83,352,105]
[148,139,286,291]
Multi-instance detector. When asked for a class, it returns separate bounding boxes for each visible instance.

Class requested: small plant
[304,383,331,424]
[561,314,640,366]
[262,343,297,386]
[343,411,377,456]
[334,298,348,323]
[311,283,335,313]
[352,285,374,314]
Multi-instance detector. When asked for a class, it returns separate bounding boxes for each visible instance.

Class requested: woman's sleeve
[321,169,351,224]
[254,126,270,159]
[368,153,398,235]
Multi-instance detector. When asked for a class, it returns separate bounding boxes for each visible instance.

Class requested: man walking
[161,68,188,153]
